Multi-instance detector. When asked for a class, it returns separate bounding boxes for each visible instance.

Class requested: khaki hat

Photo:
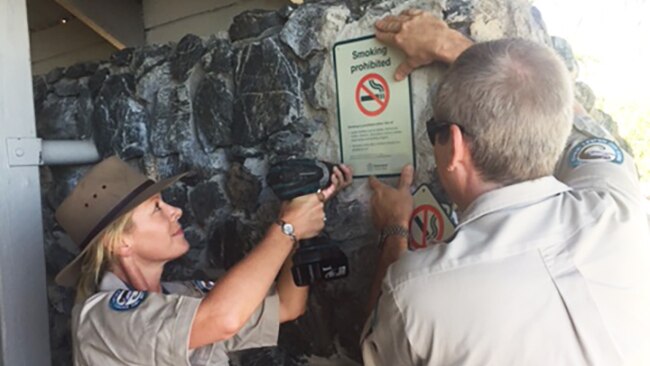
[54,156,186,287]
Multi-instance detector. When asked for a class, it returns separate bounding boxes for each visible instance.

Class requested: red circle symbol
[355,73,390,117]
[409,205,444,250]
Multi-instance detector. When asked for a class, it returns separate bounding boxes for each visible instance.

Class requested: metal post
[42,140,100,165]
[0,0,52,364]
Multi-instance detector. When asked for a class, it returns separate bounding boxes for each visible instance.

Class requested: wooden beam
[55,0,145,49]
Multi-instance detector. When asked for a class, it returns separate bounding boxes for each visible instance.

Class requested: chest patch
[109,290,147,311]
[192,280,215,294]
[569,138,624,168]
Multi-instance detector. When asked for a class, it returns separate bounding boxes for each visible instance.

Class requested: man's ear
[448,124,470,171]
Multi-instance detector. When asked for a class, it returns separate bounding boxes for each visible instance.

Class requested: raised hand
[375,9,473,80]
[279,194,325,241]
[319,164,354,202]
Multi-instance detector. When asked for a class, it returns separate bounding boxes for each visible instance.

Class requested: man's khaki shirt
[362,118,650,365]
[71,272,279,365]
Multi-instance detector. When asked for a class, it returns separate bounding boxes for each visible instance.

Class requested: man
[363,10,650,365]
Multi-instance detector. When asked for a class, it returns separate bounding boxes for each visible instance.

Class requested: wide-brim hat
[54,156,186,287]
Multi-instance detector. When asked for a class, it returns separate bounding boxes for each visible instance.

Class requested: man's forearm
[436,29,474,64]
[366,236,408,317]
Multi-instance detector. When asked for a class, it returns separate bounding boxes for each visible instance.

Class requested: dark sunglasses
[426,119,471,145]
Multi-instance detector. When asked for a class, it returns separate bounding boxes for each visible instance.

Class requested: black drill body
[267,159,349,286]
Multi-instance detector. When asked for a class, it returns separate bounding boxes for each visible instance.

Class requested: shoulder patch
[569,138,624,168]
[109,290,147,311]
[192,280,215,294]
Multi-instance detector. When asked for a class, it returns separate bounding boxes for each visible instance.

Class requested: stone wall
[35,0,624,364]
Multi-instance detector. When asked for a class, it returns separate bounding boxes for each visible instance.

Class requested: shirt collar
[98,271,130,292]
[98,271,170,294]
[458,176,570,228]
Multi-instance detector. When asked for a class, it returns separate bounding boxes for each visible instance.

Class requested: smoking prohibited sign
[334,35,415,177]
[356,73,389,116]
[410,204,445,250]
[409,184,457,250]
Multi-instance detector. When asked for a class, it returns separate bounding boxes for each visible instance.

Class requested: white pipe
[41,140,100,165]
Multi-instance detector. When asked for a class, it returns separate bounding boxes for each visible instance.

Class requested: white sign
[409,184,456,250]
[333,35,415,177]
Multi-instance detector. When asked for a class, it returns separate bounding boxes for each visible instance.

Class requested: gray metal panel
[0,0,52,365]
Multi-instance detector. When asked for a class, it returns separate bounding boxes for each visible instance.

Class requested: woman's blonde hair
[75,211,134,303]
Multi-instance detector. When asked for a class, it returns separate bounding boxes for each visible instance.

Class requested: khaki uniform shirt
[72,272,279,365]
[362,116,650,365]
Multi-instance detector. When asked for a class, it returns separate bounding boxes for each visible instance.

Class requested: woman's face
[125,193,189,263]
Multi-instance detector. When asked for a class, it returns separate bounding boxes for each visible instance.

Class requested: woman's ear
[112,235,134,258]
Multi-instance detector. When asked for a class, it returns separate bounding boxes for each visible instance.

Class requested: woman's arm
[275,165,353,323]
[189,165,353,348]
[277,253,307,322]
[189,194,324,349]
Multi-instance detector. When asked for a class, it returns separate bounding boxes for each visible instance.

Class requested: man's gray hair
[434,38,573,185]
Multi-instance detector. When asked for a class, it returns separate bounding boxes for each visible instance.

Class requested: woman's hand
[280,195,324,241]
[280,164,353,240]
[375,9,473,80]
[319,164,353,202]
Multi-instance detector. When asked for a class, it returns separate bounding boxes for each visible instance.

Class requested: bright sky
[534,0,650,200]
[534,0,650,105]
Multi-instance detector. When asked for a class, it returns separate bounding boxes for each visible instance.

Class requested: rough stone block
[171,34,206,82]
[233,36,303,146]
[194,73,234,151]
[229,9,286,42]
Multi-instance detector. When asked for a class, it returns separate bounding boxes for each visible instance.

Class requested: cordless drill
[266,159,349,286]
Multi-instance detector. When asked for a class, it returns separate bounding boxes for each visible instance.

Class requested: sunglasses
[426,119,471,145]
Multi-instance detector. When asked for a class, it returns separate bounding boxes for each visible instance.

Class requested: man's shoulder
[382,172,646,286]
[380,240,568,333]
[385,245,445,285]
[383,243,489,294]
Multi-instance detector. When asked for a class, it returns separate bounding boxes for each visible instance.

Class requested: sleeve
[74,290,202,366]
[223,290,280,352]
[555,114,644,206]
[360,288,419,366]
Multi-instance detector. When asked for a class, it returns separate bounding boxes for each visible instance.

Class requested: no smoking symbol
[355,73,390,117]
[409,205,444,250]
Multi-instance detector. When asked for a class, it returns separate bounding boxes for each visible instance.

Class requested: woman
[54,156,352,365]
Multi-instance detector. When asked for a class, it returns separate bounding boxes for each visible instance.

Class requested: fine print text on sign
[333,35,415,177]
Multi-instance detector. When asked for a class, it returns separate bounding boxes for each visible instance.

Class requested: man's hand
[375,9,473,80]
[368,165,414,230]
[365,165,414,319]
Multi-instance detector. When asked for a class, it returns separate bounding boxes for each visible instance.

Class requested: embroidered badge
[569,138,624,168]
[109,290,147,311]
[192,280,215,294]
